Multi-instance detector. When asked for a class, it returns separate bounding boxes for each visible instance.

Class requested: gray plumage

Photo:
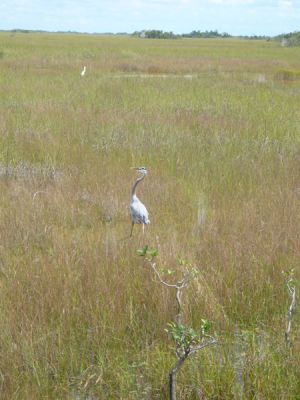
[130,167,150,236]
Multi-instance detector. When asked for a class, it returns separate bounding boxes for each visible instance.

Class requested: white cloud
[278,0,292,7]
[209,0,255,4]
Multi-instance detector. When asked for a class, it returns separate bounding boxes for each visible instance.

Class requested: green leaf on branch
[136,245,148,256]
[160,267,175,276]
[201,319,211,335]
[148,248,158,257]
[282,268,296,287]
[136,246,158,257]
[165,322,203,349]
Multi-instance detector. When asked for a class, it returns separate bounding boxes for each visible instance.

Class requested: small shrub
[274,69,300,81]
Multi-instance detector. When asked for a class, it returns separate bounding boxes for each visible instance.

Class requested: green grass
[0,32,299,399]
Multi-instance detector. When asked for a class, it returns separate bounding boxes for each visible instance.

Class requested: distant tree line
[182,30,231,38]
[237,35,270,40]
[132,30,179,39]
[132,29,232,39]
[131,30,273,40]
[275,31,300,47]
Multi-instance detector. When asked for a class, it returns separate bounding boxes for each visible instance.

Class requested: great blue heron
[130,167,150,236]
[80,66,86,77]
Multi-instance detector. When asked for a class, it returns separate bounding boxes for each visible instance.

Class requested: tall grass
[0,33,299,399]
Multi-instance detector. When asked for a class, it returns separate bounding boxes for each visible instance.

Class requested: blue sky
[1,0,299,36]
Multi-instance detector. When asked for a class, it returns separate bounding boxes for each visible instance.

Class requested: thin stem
[189,338,218,355]
[149,262,179,289]
[148,261,190,323]
[285,284,296,345]
[169,339,218,400]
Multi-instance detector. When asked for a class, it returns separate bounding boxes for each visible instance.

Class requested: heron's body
[130,167,150,236]
[130,194,149,225]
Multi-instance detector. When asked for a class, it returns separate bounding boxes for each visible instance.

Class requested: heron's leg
[142,224,145,235]
[130,222,134,237]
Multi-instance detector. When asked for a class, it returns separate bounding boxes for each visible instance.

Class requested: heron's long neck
[131,174,145,198]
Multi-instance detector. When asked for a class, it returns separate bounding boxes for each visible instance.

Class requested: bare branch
[285,285,296,346]
[147,259,192,324]
[189,338,218,355]
[169,338,218,400]
[170,349,190,375]
[148,262,179,289]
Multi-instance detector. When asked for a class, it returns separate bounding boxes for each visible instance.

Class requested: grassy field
[0,32,299,399]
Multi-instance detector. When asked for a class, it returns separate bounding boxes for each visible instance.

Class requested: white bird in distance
[80,66,86,77]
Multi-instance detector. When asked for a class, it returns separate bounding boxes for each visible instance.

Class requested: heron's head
[133,166,147,176]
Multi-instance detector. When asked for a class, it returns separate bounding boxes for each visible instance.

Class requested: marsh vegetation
[0,33,299,399]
